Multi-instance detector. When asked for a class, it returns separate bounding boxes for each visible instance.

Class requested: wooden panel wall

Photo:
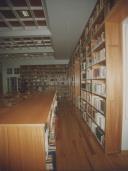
[0,125,45,171]
[105,0,128,153]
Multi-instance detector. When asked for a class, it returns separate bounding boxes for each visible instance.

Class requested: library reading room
[0,0,128,170]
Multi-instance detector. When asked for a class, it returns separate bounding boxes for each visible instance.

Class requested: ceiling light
[21,11,29,17]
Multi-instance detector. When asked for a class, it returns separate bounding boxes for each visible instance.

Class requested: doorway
[7,77,19,93]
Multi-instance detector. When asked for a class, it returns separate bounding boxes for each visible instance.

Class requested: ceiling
[0,0,96,60]
[46,0,96,59]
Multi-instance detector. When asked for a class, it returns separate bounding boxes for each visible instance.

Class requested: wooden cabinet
[0,91,57,171]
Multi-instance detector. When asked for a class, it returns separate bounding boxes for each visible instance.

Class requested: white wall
[1,56,69,94]
[122,18,128,150]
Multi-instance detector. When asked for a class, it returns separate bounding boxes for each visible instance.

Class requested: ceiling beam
[0,12,13,29]
[25,0,39,28]
[0,27,51,38]
[0,7,42,10]
[7,0,26,29]
[0,18,45,22]
[0,46,54,54]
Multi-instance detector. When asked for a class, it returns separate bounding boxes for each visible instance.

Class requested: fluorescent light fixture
[22,11,29,17]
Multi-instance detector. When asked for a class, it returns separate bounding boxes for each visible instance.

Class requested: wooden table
[0,90,56,171]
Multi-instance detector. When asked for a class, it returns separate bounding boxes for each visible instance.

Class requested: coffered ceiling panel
[0,0,97,61]
[0,0,54,58]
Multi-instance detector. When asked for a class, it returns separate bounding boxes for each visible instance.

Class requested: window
[14,68,20,74]
[7,68,12,74]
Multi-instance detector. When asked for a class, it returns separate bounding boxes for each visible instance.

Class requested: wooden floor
[56,100,128,171]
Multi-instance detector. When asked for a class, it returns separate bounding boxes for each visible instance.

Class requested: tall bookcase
[68,0,126,154]
[20,65,69,98]
[69,46,81,108]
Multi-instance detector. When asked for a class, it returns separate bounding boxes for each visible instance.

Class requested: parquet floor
[55,100,128,171]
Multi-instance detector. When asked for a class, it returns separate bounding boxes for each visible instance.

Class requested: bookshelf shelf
[20,65,69,98]
[91,40,105,52]
[81,97,105,116]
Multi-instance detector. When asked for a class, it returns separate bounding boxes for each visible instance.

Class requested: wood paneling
[105,0,128,153]
[0,125,45,171]
[0,91,55,124]
[0,91,56,171]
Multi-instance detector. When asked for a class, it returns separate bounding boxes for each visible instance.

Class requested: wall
[1,56,69,94]
[122,18,128,150]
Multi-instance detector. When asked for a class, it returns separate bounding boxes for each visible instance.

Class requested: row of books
[81,48,106,70]
[91,32,105,51]
[92,95,105,114]
[81,72,86,80]
[92,82,106,96]
[81,90,87,100]
[46,101,57,171]
[91,21,104,38]
[85,0,105,35]
[81,100,86,111]
[86,69,92,79]
[92,66,106,79]
[46,150,56,171]
[82,112,104,145]
[82,82,106,96]
[92,48,106,65]
[95,112,105,131]
[81,62,86,70]
[86,104,105,131]
[86,66,106,79]
[81,92,105,114]
[86,82,92,92]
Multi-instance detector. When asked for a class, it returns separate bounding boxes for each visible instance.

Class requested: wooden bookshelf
[20,64,69,98]
[0,90,57,170]
[69,0,128,153]
[69,45,81,108]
